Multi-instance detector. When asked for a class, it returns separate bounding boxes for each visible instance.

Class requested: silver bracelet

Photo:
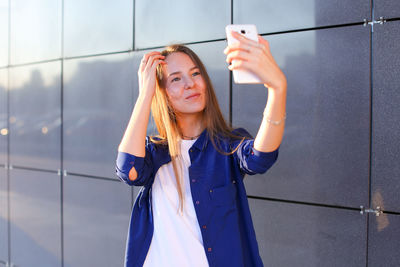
[265,113,286,125]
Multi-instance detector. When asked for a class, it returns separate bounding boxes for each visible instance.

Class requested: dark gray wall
[0,0,399,266]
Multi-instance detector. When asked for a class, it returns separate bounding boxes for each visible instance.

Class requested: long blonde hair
[150,44,246,214]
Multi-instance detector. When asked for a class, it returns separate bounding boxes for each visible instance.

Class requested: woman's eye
[192,71,201,77]
[171,77,180,82]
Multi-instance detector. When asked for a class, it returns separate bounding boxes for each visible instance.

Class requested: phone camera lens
[241,29,246,34]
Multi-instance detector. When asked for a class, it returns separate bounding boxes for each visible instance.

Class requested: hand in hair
[223,31,287,91]
[138,51,166,97]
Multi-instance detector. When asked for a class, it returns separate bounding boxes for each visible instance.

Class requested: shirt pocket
[209,181,237,207]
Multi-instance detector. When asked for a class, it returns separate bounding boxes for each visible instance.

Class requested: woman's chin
[177,108,205,116]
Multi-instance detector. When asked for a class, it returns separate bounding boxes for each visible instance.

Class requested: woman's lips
[186,93,200,100]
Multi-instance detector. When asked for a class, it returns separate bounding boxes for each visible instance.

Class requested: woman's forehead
[164,52,197,73]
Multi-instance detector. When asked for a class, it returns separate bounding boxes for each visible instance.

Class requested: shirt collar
[191,127,209,151]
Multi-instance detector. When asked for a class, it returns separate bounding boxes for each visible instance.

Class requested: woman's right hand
[138,51,166,98]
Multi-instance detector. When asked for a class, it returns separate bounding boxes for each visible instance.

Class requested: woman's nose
[184,76,195,89]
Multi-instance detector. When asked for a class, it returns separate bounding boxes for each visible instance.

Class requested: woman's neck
[177,113,205,140]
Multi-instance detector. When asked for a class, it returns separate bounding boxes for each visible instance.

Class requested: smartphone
[225,24,262,84]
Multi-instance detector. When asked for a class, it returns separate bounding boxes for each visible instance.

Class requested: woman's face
[163,52,207,117]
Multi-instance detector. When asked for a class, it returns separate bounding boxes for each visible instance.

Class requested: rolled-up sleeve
[232,128,279,175]
[236,139,279,175]
[115,138,154,186]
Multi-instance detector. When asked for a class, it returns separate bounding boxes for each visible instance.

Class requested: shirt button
[192,179,196,182]
[202,225,207,229]
[190,149,193,153]
[208,247,212,252]
[195,200,200,205]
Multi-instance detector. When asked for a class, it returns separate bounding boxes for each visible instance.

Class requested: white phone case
[225,24,261,84]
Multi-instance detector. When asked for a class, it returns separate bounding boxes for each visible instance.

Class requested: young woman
[116,31,287,267]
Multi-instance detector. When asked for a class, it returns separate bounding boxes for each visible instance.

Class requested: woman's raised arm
[224,31,287,152]
[117,51,165,180]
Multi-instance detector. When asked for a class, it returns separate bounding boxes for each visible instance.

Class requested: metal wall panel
[234,0,371,34]
[250,198,367,267]
[368,213,400,267]
[64,0,133,57]
[63,53,134,178]
[372,21,400,213]
[0,69,7,165]
[0,0,8,67]
[135,0,230,49]
[9,61,61,171]
[0,168,8,264]
[9,169,61,267]
[233,26,370,208]
[374,0,400,19]
[63,175,131,267]
[10,0,61,64]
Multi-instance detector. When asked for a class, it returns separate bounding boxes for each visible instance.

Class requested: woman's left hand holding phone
[224,31,287,91]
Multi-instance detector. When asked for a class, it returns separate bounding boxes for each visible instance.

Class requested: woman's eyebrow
[168,66,198,77]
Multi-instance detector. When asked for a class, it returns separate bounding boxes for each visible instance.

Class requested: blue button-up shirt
[115,127,279,267]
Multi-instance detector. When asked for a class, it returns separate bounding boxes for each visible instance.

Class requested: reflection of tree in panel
[62,54,135,177]
[0,70,7,163]
[9,63,61,169]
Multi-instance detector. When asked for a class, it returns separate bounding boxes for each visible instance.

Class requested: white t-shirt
[143,139,210,267]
